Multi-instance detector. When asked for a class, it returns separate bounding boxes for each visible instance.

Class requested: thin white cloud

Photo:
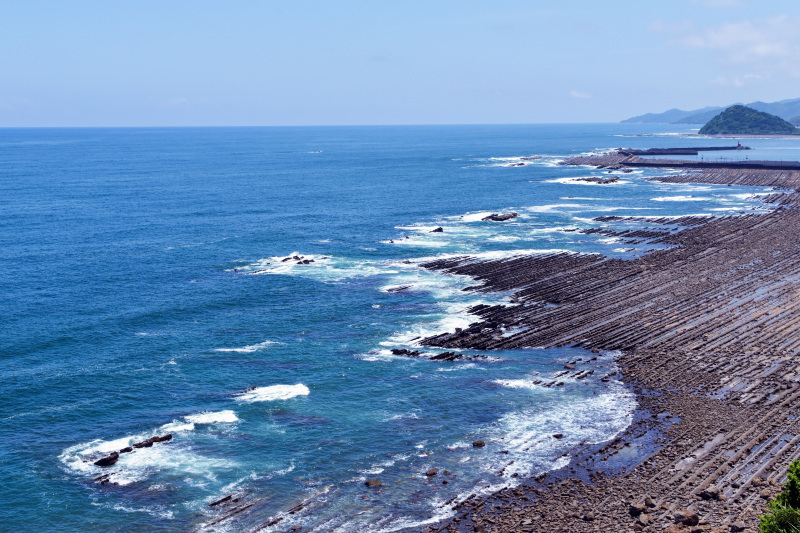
[653,15,800,82]
[569,90,591,99]
[166,97,191,107]
[708,73,764,86]
[689,0,744,7]
[679,15,800,74]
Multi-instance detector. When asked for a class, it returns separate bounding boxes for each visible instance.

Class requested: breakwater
[569,149,800,171]
[620,145,750,156]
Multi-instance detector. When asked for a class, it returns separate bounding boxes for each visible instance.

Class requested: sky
[2,0,800,126]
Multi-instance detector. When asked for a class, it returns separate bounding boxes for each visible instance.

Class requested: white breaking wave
[59,424,237,487]
[234,384,310,402]
[545,177,630,186]
[214,340,279,353]
[492,379,539,390]
[159,420,196,433]
[651,195,711,202]
[185,410,240,424]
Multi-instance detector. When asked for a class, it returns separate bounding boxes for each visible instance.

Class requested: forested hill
[699,105,799,135]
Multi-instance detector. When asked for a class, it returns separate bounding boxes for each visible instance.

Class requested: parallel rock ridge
[420,159,800,532]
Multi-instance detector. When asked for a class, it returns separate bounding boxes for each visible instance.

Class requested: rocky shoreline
[421,156,800,532]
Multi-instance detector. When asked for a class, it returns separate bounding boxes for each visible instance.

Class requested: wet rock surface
[418,162,800,533]
[92,434,173,470]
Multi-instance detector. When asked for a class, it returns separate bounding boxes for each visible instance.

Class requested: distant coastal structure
[699,105,799,135]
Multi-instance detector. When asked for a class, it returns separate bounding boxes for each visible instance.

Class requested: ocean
[0,124,788,531]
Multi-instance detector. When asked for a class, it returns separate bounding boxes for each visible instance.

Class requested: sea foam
[214,340,279,353]
[185,410,240,424]
[234,384,310,402]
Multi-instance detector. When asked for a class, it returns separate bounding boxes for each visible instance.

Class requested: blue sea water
[0,124,790,532]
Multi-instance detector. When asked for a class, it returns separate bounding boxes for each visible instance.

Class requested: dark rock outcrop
[94,452,119,467]
[208,495,233,507]
[577,176,619,184]
[481,213,518,222]
[132,434,172,449]
[391,348,421,357]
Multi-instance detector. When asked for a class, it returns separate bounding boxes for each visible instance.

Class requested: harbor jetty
[568,148,800,171]
[620,145,750,156]
[423,152,800,533]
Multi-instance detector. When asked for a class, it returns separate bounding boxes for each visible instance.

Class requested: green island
[699,105,800,135]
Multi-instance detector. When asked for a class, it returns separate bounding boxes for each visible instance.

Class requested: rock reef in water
[577,176,618,184]
[481,212,517,222]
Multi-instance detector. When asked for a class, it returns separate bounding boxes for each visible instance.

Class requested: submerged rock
[365,478,382,488]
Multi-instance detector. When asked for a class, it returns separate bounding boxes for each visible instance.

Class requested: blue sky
[2,0,799,126]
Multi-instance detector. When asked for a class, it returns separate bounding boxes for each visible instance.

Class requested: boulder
[365,478,382,488]
[473,440,486,448]
[426,468,439,477]
[552,433,564,439]
[699,485,721,500]
[628,503,646,517]
[673,509,699,526]
[644,495,656,508]
[431,227,443,233]
[119,447,133,454]
[94,452,119,467]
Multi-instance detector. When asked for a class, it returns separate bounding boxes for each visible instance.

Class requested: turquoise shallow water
[0,125,787,531]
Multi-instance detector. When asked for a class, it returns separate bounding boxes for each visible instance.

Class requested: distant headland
[622,97,800,125]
